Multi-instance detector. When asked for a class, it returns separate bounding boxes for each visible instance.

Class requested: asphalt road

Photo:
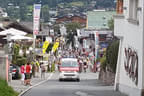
[22,71,126,96]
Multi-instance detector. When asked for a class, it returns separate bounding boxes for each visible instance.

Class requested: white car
[59,58,80,81]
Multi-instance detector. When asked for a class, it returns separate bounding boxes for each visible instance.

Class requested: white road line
[19,73,53,96]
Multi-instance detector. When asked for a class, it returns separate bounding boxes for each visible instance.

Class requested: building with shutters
[114,0,144,96]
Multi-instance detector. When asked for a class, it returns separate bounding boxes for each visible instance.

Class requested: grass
[0,78,19,96]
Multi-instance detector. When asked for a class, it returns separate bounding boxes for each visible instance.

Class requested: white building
[114,0,144,96]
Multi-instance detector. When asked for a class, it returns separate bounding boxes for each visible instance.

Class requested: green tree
[19,2,28,21]
[7,6,20,20]
[12,44,20,65]
[108,18,114,31]
[65,22,82,47]
[41,5,49,22]
[106,40,119,73]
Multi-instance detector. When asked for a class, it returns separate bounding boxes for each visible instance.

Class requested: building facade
[114,0,144,96]
[87,10,115,29]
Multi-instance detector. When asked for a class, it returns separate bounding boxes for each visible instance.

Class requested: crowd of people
[20,62,32,86]
[20,61,46,86]
[19,48,97,85]
[58,49,93,73]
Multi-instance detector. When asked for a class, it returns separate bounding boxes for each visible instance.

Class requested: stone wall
[0,56,6,80]
[0,50,6,80]
[99,69,115,85]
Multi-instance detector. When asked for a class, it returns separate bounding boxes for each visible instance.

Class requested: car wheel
[59,78,62,81]
[77,78,80,82]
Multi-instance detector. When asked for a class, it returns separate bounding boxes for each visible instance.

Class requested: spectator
[40,63,45,78]
[20,64,25,85]
[25,62,32,86]
[83,61,87,73]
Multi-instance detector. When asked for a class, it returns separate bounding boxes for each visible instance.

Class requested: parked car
[59,58,80,81]
[10,64,19,79]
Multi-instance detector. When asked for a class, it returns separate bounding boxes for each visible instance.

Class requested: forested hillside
[0,0,115,8]
[0,0,115,22]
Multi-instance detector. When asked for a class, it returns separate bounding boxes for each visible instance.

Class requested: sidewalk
[8,72,51,93]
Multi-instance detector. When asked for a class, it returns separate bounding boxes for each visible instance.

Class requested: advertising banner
[52,42,59,53]
[42,41,50,54]
[33,4,41,35]
[95,32,99,59]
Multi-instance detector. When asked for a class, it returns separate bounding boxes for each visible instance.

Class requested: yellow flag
[42,41,50,54]
[52,41,59,52]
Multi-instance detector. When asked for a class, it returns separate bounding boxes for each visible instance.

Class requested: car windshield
[61,61,78,67]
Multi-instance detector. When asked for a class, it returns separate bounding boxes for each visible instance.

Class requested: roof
[87,11,116,29]
[70,15,86,20]
[6,22,33,34]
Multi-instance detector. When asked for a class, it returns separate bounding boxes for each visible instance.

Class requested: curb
[18,73,53,96]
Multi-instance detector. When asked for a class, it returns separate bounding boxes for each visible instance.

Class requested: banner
[52,42,59,53]
[42,41,50,54]
[33,4,41,35]
[95,32,99,59]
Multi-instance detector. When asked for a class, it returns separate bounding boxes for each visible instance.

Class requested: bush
[12,44,20,65]
[16,56,27,66]
[100,56,107,71]
[106,40,119,73]
[0,78,19,96]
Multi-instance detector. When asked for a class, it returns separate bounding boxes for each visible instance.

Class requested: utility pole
[33,4,41,57]
[94,32,99,72]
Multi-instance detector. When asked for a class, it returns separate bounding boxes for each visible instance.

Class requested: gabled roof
[70,15,86,20]
[5,22,33,34]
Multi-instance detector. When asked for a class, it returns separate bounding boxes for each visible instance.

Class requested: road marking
[75,91,93,96]
[19,73,53,96]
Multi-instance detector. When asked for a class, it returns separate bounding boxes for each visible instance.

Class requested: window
[129,0,138,20]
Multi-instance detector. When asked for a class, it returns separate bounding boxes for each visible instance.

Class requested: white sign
[33,4,41,35]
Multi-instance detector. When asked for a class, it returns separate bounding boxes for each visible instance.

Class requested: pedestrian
[25,62,32,86]
[20,64,25,85]
[79,59,83,73]
[40,63,45,78]
[30,63,33,78]
[35,60,40,78]
[83,61,87,73]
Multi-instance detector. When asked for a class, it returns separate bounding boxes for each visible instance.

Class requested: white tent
[0,28,27,36]
[3,35,33,40]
